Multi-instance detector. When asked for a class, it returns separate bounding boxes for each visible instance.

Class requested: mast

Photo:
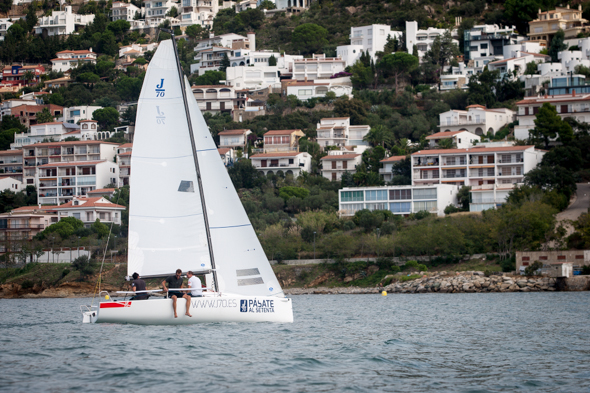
[170,33,219,292]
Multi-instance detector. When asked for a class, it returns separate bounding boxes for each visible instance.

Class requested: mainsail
[128,39,283,297]
[128,40,211,277]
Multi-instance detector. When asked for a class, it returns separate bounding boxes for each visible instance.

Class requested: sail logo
[156,79,165,97]
[240,299,275,313]
[156,106,165,124]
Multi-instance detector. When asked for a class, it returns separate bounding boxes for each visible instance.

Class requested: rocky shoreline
[284,271,562,295]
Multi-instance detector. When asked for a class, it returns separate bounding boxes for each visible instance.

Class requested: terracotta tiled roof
[63,130,81,135]
[53,197,125,210]
[118,151,132,156]
[79,120,98,123]
[264,129,301,136]
[0,149,22,155]
[515,93,590,105]
[321,154,360,160]
[218,148,231,155]
[10,205,58,212]
[426,131,470,139]
[412,146,535,156]
[380,156,406,163]
[250,152,304,158]
[218,129,249,135]
[39,160,106,168]
[118,143,133,148]
[88,188,116,193]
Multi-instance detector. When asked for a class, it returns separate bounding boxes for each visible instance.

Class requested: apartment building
[0,206,58,255]
[337,24,402,67]
[218,129,252,150]
[338,184,459,217]
[406,21,458,60]
[316,117,370,148]
[487,52,550,79]
[426,131,480,149]
[292,54,346,81]
[261,129,305,153]
[117,143,132,187]
[63,105,102,124]
[111,2,141,21]
[411,145,543,186]
[53,197,125,227]
[11,122,80,149]
[179,0,219,28]
[192,85,235,114]
[144,0,176,26]
[249,152,311,178]
[0,149,23,182]
[463,24,519,61]
[34,6,95,36]
[528,5,588,45]
[51,49,97,73]
[44,76,72,90]
[320,151,362,181]
[0,99,39,119]
[438,105,515,137]
[514,91,590,140]
[194,46,233,75]
[379,156,405,183]
[225,65,281,90]
[0,64,45,88]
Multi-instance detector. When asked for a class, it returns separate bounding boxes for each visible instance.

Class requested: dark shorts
[188,294,203,297]
[168,291,186,298]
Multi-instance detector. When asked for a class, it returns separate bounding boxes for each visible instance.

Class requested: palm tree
[363,125,392,148]
[23,70,36,86]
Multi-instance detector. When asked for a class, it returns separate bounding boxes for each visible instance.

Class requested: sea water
[1,292,589,393]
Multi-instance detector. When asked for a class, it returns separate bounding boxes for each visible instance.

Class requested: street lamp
[313,231,316,260]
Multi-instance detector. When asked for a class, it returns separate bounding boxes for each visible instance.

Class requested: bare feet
[174,313,178,318]
[185,313,192,317]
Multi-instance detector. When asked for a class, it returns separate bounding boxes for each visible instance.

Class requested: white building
[261,129,305,153]
[438,105,515,136]
[0,149,23,183]
[514,91,590,140]
[218,129,252,150]
[284,79,353,101]
[503,42,545,58]
[218,147,235,167]
[292,54,346,80]
[0,176,23,192]
[192,85,235,114]
[63,105,102,124]
[410,146,545,211]
[0,99,38,119]
[336,24,402,67]
[34,6,95,36]
[53,196,125,227]
[379,156,405,183]
[225,65,281,90]
[117,143,132,187]
[235,0,257,12]
[487,52,550,79]
[51,49,97,73]
[111,2,142,21]
[463,24,519,61]
[145,0,176,26]
[12,122,79,149]
[320,151,362,181]
[338,184,459,217]
[179,0,219,27]
[119,42,159,58]
[316,117,370,148]
[406,21,458,60]
[249,152,311,177]
[426,130,481,149]
[0,18,13,41]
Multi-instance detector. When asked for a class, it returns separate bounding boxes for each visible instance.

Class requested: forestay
[183,80,284,298]
[128,41,211,277]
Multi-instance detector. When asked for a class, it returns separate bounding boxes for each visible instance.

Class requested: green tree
[548,29,567,62]
[0,0,12,13]
[185,24,203,40]
[92,107,120,130]
[91,218,110,238]
[423,31,460,88]
[524,61,538,75]
[437,138,455,149]
[107,19,131,41]
[292,23,329,55]
[268,55,277,66]
[190,70,226,86]
[457,186,471,210]
[504,0,543,35]
[36,108,54,124]
[166,6,178,17]
[72,255,96,280]
[530,103,573,148]
[259,0,275,9]
[76,72,100,83]
[36,217,85,240]
[219,53,230,73]
[378,52,418,93]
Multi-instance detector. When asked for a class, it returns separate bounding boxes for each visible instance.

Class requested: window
[365,190,387,201]
[366,202,387,211]
[414,201,437,212]
[390,202,411,213]
[73,213,81,219]
[389,189,411,200]
[341,203,364,214]
[480,43,488,49]
[299,89,313,96]
[341,191,363,202]
[413,188,437,200]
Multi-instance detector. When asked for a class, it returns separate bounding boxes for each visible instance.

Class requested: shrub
[444,204,460,215]
[342,220,356,231]
[524,261,543,276]
[500,255,516,272]
[21,280,34,289]
[61,269,70,278]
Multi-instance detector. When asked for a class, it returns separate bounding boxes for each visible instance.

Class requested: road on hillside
[556,183,590,236]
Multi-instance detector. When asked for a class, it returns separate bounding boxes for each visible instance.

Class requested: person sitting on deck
[187,271,203,298]
[130,272,149,300]
[162,269,192,318]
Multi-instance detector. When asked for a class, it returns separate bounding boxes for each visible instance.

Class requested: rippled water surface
[1,293,589,392]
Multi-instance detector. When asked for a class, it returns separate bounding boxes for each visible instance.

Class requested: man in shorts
[187,271,203,298]
[162,269,191,318]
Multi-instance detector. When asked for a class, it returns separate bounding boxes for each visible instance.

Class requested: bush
[500,255,516,272]
[21,280,34,289]
[524,261,543,276]
[61,269,70,278]
[444,204,460,215]
[342,220,356,231]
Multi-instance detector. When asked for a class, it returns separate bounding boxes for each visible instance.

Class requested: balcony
[442,172,466,178]
[497,158,524,164]
[1,224,44,229]
[413,159,439,167]
[439,119,485,126]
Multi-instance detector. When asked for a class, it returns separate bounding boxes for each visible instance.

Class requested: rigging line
[171,34,219,293]
[90,187,125,308]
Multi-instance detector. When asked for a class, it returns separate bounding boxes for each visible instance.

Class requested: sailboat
[81,38,293,324]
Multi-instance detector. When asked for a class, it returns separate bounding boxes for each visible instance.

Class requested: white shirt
[188,276,202,296]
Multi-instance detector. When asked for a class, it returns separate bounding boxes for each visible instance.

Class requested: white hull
[85,293,293,325]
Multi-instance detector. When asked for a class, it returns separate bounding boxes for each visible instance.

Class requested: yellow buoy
[105,295,110,300]
[381,291,387,296]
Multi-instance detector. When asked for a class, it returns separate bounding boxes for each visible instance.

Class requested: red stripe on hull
[100,302,132,308]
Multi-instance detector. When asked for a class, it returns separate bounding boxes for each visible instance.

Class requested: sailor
[130,272,148,300]
[162,269,192,318]
[187,271,203,298]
